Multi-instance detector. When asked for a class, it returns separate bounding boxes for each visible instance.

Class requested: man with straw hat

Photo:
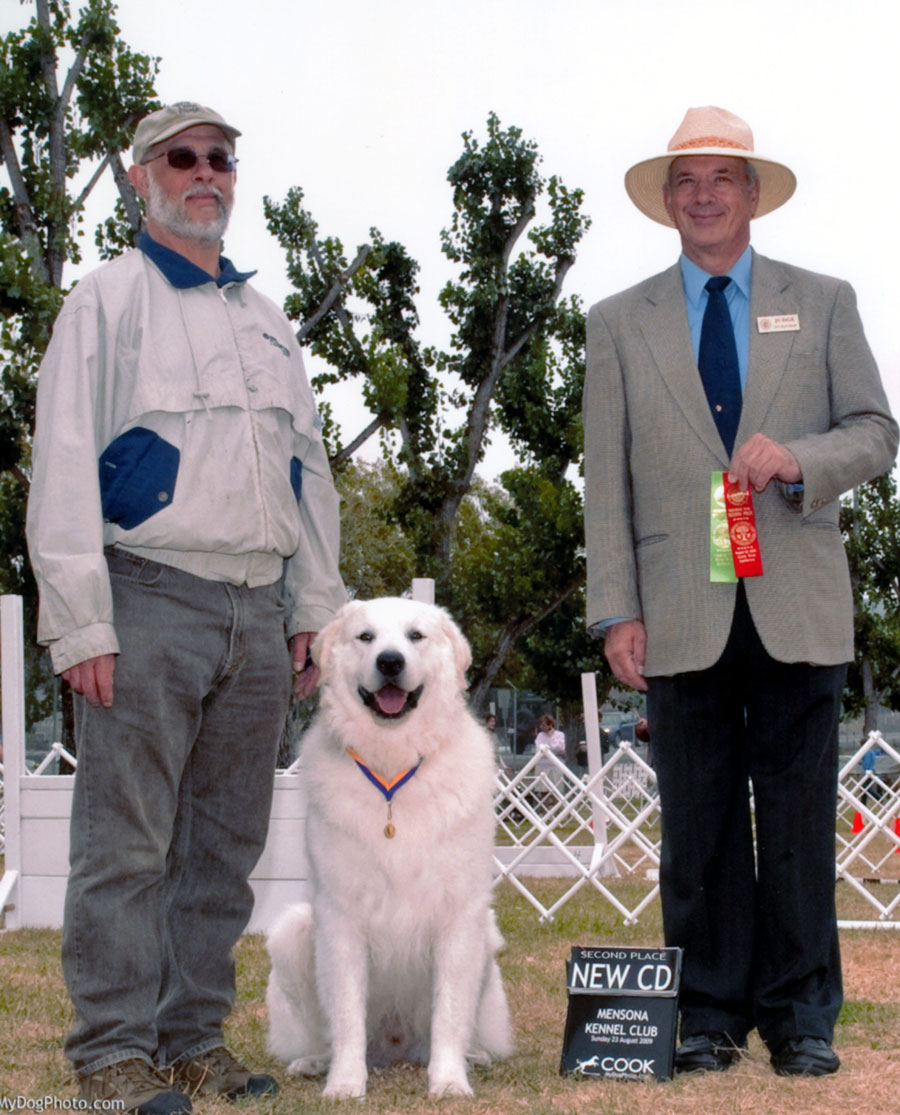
[583,106,897,1077]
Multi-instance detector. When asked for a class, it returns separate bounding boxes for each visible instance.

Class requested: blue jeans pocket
[105,546,165,587]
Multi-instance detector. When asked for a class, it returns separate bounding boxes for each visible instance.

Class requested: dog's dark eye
[357,631,374,643]
[407,629,425,642]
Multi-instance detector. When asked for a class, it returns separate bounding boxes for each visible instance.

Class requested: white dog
[266,597,513,1099]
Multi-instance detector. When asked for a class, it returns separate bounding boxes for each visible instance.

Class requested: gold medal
[346,749,422,840]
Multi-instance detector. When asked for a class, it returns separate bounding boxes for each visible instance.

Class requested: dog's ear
[312,601,356,677]
[310,620,336,677]
[436,607,472,689]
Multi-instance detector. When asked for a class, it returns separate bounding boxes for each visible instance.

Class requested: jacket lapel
[737,252,797,442]
[637,263,729,463]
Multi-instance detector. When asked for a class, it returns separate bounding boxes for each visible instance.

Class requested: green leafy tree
[331,455,613,714]
[265,118,612,710]
[0,0,158,720]
[334,458,417,600]
[841,472,900,732]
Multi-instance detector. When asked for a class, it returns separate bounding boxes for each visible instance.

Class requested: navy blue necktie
[698,276,742,456]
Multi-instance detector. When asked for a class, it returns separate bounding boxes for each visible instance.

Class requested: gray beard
[147,177,232,244]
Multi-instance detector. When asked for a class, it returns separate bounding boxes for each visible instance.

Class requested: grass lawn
[2,879,900,1115]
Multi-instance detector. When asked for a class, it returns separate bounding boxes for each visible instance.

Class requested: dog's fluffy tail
[265,903,330,1073]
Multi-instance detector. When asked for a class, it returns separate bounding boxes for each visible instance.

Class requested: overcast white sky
[6,0,900,473]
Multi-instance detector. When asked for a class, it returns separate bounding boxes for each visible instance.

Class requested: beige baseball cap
[624,106,796,227]
[132,102,241,164]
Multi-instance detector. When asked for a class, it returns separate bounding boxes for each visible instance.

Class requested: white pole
[581,672,618,877]
[1,595,26,927]
[411,578,435,604]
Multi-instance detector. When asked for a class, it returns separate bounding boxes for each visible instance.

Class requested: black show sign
[560,945,682,1082]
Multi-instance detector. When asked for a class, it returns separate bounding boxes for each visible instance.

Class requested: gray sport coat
[583,249,899,677]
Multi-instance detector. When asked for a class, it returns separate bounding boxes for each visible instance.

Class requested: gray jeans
[63,549,292,1074]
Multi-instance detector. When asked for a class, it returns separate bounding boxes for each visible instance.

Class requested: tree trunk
[467,574,583,712]
[862,655,879,736]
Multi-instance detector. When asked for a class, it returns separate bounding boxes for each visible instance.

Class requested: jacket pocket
[99,427,180,529]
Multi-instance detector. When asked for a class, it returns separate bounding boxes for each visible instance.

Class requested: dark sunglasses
[145,146,238,173]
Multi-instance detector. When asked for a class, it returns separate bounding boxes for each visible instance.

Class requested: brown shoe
[79,1057,192,1115]
[170,1046,279,1099]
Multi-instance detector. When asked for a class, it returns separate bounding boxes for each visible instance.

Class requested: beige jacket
[27,243,346,673]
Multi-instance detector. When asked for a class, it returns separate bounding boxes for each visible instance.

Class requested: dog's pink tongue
[375,685,408,715]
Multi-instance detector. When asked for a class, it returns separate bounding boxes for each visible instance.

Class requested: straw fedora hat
[624,106,796,228]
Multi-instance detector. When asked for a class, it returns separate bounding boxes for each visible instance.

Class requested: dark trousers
[647,585,846,1049]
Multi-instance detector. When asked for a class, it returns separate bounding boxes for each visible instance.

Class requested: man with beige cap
[584,107,897,1076]
[27,102,346,1112]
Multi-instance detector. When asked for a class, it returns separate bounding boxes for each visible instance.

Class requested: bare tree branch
[109,150,144,232]
[440,229,575,554]
[73,151,112,212]
[296,244,370,343]
[498,253,574,373]
[455,202,541,500]
[331,413,385,468]
[57,30,93,118]
[307,237,355,331]
[35,0,60,96]
[38,4,97,286]
[468,571,584,710]
[501,199,535,269]
[0,117,48,282]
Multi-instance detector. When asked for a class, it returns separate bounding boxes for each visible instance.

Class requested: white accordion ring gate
[2,600,899,930]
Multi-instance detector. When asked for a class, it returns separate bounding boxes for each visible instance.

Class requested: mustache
[183,185,225,202]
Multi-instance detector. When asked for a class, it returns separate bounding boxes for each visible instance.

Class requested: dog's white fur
[266,597,513,1099]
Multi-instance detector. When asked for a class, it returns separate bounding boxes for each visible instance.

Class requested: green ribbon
[710,471,737,583]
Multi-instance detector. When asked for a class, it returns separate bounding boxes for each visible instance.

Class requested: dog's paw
[286,1053,329,1077]
[428,1075,473,1098]
[322,1069,367,1100]
[466,1048,494,1067]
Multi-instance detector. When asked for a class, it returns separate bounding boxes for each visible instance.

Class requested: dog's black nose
[377,650,405,678]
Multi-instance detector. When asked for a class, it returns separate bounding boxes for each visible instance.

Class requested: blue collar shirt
[137,229,256,289]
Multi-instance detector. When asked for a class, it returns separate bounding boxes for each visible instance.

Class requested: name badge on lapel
[757,314,800,333]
